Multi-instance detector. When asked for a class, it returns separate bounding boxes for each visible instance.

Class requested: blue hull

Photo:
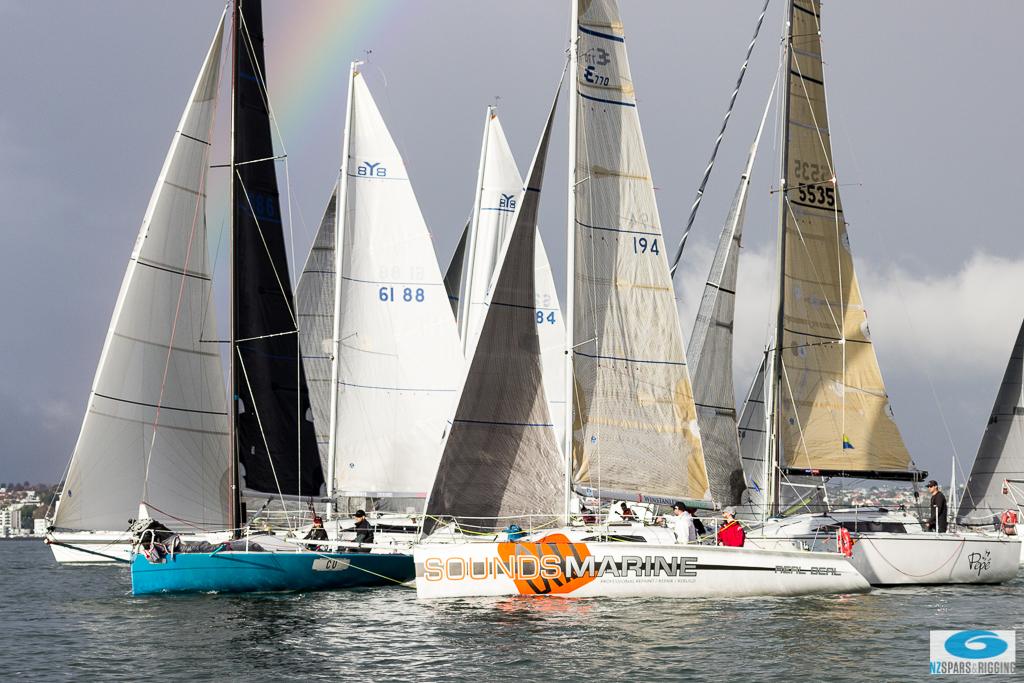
[131,551,415,595]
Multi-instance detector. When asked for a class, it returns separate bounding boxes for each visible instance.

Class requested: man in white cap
[717,507,745,547]
[659,501,697,544]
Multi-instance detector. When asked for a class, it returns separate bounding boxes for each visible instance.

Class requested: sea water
[3,541,1021,680]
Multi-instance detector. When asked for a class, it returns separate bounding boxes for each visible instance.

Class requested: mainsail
[296,191,337,471]
[958,319,1024,525]
[327,69,463,509]
[445,108,567,449]
[773,0,914,478]
[571,0,708,503]
[425,91,563,533]
[232,0,323,498]
[55,17,229,532]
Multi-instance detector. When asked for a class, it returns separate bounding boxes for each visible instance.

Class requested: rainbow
[264,1,405,152]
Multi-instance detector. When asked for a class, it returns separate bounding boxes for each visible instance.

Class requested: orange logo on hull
[496,534,597,595]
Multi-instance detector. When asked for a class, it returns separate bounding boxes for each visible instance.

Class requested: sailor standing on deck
[659,501,697,544]
[924,480,948,533]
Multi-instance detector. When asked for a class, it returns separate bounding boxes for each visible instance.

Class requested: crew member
[303,516,328,551]
[685,505,707,537]
[924,480,948,533]
[619,502,637,521]
[353,509,374,552]
[658,501,697,544]
[717,507,745,547]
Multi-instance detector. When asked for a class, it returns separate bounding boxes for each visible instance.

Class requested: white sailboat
[958,318,1024,564]
[443,107,566,448]
[732,0,1019,585]
[414,0,868,599]
[47,14,233,564]
[298,63,464,527]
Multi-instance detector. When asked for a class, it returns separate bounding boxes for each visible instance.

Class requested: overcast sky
[2,1,1022,487]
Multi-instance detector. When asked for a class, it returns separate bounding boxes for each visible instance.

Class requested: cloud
[679,244,1024,386]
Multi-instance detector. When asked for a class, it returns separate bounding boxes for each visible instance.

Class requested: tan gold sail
[571,0,708,502]
[776,0,912,474]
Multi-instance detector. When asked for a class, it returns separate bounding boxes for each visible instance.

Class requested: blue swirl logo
[944,631,1009,660]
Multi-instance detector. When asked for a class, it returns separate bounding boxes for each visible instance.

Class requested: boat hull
[46,531,133,564]
[131,550,415,595]
[413,535,868,599]
[752,533,1021,586]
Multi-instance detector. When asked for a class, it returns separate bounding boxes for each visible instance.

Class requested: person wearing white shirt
[661,501,697,544]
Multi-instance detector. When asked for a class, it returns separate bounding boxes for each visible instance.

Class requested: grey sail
[687,144,755,507]
[296,191,338,472]
[958,319,1024,526]
[424,91,563,534]
[443,221,470,317]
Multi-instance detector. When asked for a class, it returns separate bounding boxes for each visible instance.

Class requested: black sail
[232,0,323,496]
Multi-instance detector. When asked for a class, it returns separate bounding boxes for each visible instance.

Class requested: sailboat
[46,9,236,565]
[957,318,1024,564]
[413,0,868,599]
[293,58,464,546]
[443,107,566,448]
[729,0,1020,585]
[129,2,416,594]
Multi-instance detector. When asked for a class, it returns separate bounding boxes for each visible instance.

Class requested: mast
[227,0,241,536]
[324,61,358,518]
[457,107,494,355]
[767,0,795,520]
[562,0,579,523]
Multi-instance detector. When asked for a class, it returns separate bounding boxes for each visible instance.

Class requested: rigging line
[668,0,772,279]
[235,171,299,327]
[142,75,219,504]
[236,347,294,530]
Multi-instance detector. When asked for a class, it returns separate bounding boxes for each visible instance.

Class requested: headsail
[328,70,463,510]
[773,0,914,478]
[232,0,323,498]
[688,103,771,507]
[296,191,337,471]
[958,319,1024,525]
[448,108,567,449]
[425,89,563,534]
[571,0,708,503]
[443,221,469,316]
[55,17,229,532]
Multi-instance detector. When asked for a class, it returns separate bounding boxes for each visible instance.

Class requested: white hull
[46,531,134,564]
[46,529,232,565]
[414,529,868,599]
[750,509,1021,585]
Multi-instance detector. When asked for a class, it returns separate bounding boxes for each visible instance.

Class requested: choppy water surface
[3,542,1021,681]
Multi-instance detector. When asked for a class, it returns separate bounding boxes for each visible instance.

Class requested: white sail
[54,18,229,532]
[959,319,1024,525]
[571,0,708,503]
[449,108,567,449]
[329,71,463,508]
[738,357,770,515]
[296,191,337,472]
[425,91,563,533]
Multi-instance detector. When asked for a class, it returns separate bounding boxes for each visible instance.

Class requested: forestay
[959,320,1024,525]
[776,0,912,475]
[55,19,229,532]
[571,0,708,502]
[425,91,563,534]
[296,191,337,471]
[330,72,462,509]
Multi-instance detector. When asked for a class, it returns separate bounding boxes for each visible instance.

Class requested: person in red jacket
[717,507,745,547]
